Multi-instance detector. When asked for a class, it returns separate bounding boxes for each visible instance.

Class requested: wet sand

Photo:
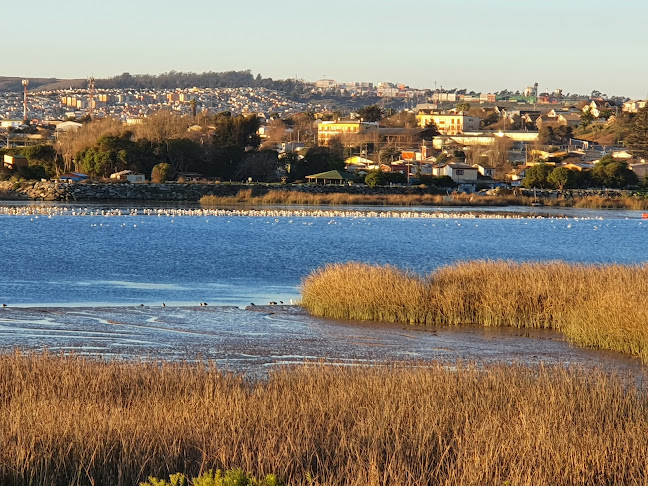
[0,305,643,375]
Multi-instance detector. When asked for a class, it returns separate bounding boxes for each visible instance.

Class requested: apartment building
[416,113,481,135]
[317,119,378,146]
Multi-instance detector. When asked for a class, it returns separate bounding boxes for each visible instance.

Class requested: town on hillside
[1,74,647,191]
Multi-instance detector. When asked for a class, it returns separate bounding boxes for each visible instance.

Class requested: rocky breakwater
[0,181,450,202]
[0,181,243,202]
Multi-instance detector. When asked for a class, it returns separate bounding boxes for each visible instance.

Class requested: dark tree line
[522,157,639,190]
[96,70,307,95]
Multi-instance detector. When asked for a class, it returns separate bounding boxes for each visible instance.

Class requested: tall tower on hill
[87,76,95,119]
[22,79,29,123]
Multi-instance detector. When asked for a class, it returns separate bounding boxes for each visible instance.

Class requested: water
[0,204,647,307]
[0,203,646,371]
[0,306,643,375]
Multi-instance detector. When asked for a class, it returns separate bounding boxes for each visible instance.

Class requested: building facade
[416,113,481,134]
[317,120,378,146]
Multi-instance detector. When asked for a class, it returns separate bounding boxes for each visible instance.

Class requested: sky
[5,0,648,98]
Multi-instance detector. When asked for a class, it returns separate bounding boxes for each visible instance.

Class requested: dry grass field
[0,353,647,486]
[301,261,648,361]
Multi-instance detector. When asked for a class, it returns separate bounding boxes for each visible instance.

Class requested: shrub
[364,170,383,188]
[151,162,174,183]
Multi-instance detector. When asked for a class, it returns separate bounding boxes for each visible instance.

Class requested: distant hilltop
[0,77,86,92]
[0,71,302,93]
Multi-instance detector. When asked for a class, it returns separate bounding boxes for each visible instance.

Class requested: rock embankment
[0,181,450,202]
[0,180,633,202]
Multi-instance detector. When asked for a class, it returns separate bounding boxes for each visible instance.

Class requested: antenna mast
[88,76,95,119]
[22,79,29,123]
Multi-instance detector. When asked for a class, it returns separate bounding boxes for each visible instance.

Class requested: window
[456,169,464,175]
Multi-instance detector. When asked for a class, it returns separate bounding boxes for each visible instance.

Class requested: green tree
[418,175,456,188]
[365,170,384,188]
[234,150,280,182]
[211,112,261,148]
[151,162,173,183]
[159,138,203,172]
[16,164,48,181]
[300,146,344,176]
[547,167,576,190]
[522,163,553,188]
[20,144,59,177]
[380,147,400,163]
[590,158,638,188]
[538,126,554,145]
[553,125,573,144]
[455,102,470,113]
[625,106,648,159]
[480,111,500,128]
[580,110,594,128]
[599,108,615,120]
[357,105,385,122]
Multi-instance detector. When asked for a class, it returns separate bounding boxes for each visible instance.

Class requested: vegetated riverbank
[1,353,647,486]
[301,261,648,362]
[2,179,648,209]
[200,189,648,210]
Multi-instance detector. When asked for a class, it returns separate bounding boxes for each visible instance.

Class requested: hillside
[0,77,86,92]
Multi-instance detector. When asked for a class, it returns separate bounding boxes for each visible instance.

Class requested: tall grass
[200,190,648,209]
[201,190,447,207]
[1,353,648,485]
[301,261,648,361]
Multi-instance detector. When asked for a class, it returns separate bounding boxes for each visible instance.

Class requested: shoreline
[0,203,626,220]
[2,180,647,210]
[0,304,643,374]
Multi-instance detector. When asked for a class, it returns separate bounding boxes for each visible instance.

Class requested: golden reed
[201,190,648,209]
[1,353,647,485]
[301,261,648,361]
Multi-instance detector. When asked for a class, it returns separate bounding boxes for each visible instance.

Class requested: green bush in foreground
[141,469,283,486]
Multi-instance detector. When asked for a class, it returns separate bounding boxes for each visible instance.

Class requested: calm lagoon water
[0,203,646,307]
[0,202,646,370]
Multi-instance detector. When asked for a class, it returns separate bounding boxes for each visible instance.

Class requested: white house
[110,170,145,183]
[474,164,495,178]
[433,162,479,183]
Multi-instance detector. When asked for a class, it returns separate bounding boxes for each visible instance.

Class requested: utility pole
[22,79,29,123]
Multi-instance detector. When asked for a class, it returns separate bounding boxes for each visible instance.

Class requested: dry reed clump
[301,261,648,360]
[299,263,430,324]
[1,353,648,486]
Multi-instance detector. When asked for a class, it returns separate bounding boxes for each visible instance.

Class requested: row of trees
[522,157,639,190]
[626,107,648,159]
[97,71,307,96]
[1,109,348,183]
[55,111,346,182]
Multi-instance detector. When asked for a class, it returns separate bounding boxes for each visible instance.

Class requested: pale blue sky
[6,0,647,98]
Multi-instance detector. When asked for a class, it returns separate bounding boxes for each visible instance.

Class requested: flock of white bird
[0,205,606,221]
